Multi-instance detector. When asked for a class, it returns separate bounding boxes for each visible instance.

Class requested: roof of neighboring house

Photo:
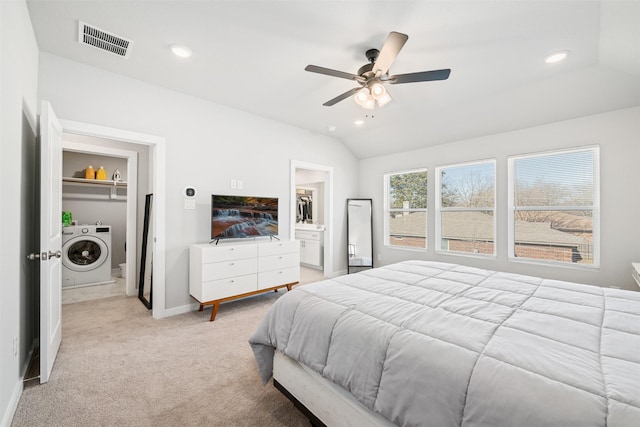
[389,211,585,247]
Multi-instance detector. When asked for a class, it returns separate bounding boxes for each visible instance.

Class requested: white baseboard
[1,379,23,427]
[327,269,347,278]
[162,302,199,318]
[2,338,40,427]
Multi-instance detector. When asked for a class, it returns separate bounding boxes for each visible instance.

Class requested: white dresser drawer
[258,240,299,256]
[258,252,299,272]
[258,266,299,290]
[201,244,257,263]
[199,274,257,302]
[202,258,257,281]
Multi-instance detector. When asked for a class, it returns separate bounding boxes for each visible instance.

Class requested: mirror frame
[138,193,153,309]
[347,198,373,274]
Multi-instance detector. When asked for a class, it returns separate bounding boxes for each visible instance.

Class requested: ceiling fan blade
[323,87,361,106]
[388,69,451,84]
[305,65,362,81]
[373,31,409,76]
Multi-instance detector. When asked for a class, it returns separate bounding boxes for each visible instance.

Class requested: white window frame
[435,159,496,258]
[383,168,428,250]
[507,146,600,268]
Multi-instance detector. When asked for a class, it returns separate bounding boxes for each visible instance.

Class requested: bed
[249,260,640,426]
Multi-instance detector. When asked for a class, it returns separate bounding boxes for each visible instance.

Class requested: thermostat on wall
[184,186,196,209]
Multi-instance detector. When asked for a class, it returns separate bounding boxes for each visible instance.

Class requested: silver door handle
[27,253,41,260]
[48,250,62,259]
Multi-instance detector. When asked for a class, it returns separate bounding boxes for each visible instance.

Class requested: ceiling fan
[305,31,451,109]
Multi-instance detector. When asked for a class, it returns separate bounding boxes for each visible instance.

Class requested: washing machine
[62,225,113,288]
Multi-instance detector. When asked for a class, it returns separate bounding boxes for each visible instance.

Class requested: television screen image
[211,195,278,239]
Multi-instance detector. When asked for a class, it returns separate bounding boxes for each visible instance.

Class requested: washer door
[62,236,109,272]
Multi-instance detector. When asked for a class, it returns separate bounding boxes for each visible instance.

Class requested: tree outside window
[385,169,427,249]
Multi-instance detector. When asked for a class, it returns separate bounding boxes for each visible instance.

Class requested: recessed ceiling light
[170,44,192,58]
[544,50,569,64]
[327,125,336,132]
[354,120,364,126]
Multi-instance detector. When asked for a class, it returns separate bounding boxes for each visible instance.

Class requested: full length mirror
[347,199,373,273]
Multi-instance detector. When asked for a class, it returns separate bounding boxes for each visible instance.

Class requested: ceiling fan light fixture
[376,92,392,107]
[362,96,376,110]
[354,88,370,106]
[370,81,386,99]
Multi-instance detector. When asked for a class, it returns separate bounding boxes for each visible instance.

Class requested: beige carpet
[11,276,325,426]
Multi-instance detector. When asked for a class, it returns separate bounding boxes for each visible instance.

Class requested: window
[508,147,599,266]
[384,169,428,249]
[436,160,496,256]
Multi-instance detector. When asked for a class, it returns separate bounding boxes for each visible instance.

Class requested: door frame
[290,160,334,277]
[61,140,138,297]
[59,119,167,318]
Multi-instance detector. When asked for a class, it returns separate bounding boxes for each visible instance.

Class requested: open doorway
[60,133,143,303]
[59,119,167,319]
[290,160,334,278]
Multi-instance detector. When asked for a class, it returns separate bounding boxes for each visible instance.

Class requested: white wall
[359,107,640,290]
[0,1,39,425]
[38,53,359,309]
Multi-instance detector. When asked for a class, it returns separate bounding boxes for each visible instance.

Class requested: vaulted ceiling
[26,1,640,159]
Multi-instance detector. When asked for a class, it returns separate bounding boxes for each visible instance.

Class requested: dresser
[190,240,300,321]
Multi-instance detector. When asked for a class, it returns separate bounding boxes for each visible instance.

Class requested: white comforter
[249,260,640,426]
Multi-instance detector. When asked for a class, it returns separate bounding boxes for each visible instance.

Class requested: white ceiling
[26,1,640,159]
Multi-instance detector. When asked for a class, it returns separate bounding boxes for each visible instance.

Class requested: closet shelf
[63,177,127,200]
[63,177,127,187]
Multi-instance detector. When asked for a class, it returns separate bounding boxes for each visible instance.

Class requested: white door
[39,101,63,383]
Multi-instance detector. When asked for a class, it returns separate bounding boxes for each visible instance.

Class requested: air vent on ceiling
[78,21,133,59]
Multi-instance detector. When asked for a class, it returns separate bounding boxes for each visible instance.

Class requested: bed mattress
[250,260,640,426]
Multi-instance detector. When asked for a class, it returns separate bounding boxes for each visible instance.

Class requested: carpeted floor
[11,275,324,426]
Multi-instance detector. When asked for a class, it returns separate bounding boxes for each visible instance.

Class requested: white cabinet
[190,240,300,321]
[296,229,323,269]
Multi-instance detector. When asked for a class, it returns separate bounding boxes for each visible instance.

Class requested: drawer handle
[278,256,282,259]
[230,262,234,266]
[230,279,235,283]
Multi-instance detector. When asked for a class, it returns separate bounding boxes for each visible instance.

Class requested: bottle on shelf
[85,165,95,179]
[96,166,107,180]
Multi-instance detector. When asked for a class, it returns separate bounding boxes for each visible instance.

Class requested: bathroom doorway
[290,160,333,278]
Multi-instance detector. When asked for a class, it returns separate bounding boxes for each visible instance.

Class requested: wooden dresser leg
[286,284,292,291]
[210,302,220,322]
[198,303,204,312]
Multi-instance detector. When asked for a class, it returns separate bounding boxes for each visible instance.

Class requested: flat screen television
[211,195,278,240]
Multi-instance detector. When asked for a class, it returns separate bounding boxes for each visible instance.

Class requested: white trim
[164,302,200,318]
[507,145,599,268]
[0,381,22,427]
[290,160,334,277]
[59,119,168,318]
[61,140,138,297]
